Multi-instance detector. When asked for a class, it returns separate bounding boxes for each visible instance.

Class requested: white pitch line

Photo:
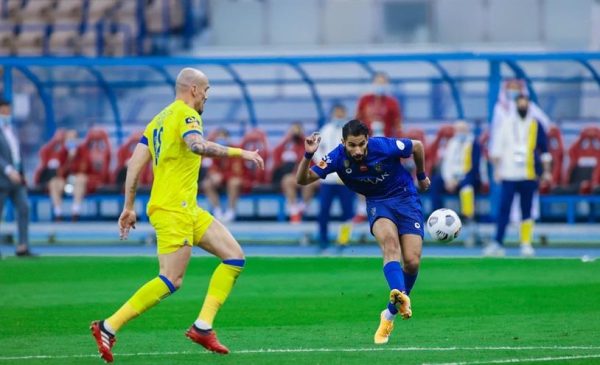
[1,346,599,361]
[423,353,600,365]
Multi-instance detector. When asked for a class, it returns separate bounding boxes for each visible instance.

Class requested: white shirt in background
[314,121,344,185]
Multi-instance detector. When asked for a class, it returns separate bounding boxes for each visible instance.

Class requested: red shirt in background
[355,94,402,137]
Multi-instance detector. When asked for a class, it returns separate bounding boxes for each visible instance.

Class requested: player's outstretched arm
[119,143,151,240]
[183,132,264,169]
[411,139,431,191]
[296,132,322,186]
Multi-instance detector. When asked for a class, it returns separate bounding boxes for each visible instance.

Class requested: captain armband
[227,147,243,157]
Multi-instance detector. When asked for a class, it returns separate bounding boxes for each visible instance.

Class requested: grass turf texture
[1,256,599,365]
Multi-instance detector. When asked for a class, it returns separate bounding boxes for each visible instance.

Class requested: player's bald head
[175,68,208,93]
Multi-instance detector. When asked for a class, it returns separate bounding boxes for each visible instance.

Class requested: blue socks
[383,261,405,315]
[403,270,418,295]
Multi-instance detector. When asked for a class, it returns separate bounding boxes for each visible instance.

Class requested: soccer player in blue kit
[296,119,431,345]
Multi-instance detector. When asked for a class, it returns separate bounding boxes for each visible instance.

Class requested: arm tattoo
[185,134,229,157]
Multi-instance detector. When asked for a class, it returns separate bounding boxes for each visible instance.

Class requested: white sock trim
[383,308,396,321]
[194,319,211,330]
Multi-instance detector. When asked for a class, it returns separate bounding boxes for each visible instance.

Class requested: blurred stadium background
[1,1,600,363]
[1,0,600,251]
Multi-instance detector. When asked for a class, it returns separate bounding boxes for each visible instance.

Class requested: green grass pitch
[1,256,599,365]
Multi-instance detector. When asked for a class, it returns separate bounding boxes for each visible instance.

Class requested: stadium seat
[554,126,600,195]
[32,129,68,188]
[541,125,565,194]
[0,27,16,55]
[113,131,153,190]
[14,28,46,55]
[48,27,81,55]
[71,128,112,193]
[425,124,454,176]
[53,0,85,23]
[240,128,271,191]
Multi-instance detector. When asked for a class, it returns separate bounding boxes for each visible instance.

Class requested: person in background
[0,98,33,256]
[490,79,551,225]
[272,122,318,224]
[314,104,355,252]
[487,95,552,257]
[354,72,403,223]
[201,128,243,223]
[429,120,483,246]
[45,129,87,221]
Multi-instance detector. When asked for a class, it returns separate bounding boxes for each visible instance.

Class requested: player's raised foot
[390,289,412,319]
[374,310,394,344]
[185,325,229,354]
[90,321,116,363]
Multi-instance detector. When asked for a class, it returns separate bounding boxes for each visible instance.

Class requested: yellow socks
[105,275,176,332]
[197,260,245,328]
[520,219,534,245]
[459,185,475,220]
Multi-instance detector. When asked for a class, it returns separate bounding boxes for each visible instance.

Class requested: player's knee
[382,236,400,255]
[403,257,420,274]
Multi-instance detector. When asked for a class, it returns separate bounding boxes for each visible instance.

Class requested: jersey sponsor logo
[185,116,199,124]
[374,162,383,172]
[415,222,421,229]
[345,168,352,174]
[359,172,390,185]
[396,140,405,150]
[343,159,350,168]
[359,165,368,172]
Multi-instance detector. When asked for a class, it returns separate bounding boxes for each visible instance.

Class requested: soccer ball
[426,208,462,243]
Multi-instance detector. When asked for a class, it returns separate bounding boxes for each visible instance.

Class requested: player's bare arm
[296,132,322,185]
[119,143,151,240]
[184,132,264,169]
[411,139,431,191]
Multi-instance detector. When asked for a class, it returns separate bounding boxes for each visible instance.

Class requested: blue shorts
[366,194,424,238]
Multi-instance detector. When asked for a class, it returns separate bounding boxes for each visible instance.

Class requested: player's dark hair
[342,119,369,140]
[0,98,10,107]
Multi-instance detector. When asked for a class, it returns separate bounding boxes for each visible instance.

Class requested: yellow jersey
[141,99,203,215]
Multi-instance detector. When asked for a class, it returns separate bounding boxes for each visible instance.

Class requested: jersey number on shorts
[152,127,164,165]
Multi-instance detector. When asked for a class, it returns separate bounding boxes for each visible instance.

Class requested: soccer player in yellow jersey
[90,68,264,362]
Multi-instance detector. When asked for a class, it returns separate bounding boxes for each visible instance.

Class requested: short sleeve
[141,123,152,146]
[179,113,204,139]
[384,137,413,158]
[310,148,339,179]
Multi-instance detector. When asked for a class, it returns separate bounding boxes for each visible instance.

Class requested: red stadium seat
[557,126,600,194]
[540,125,564,194]
[71,128,112,193]
[240,128,270,190]
[113,131,153,189]
[33,129,68,187]
[425,124,454,176]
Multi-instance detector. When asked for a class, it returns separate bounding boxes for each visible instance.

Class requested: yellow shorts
[149,207,214,255]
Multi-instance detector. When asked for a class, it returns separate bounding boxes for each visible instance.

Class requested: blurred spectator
[47,129,87,220]
[486,95,552,257]
[429,121,484,246]
[201,128,243,222]
[0,98,33,256]
[490,79,551,224]
[272,122,318,224]
[356,72,402,137]
[314,105,355,251]
[354,72,403,223]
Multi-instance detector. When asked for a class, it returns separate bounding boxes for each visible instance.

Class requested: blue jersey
[311,137,416,200]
